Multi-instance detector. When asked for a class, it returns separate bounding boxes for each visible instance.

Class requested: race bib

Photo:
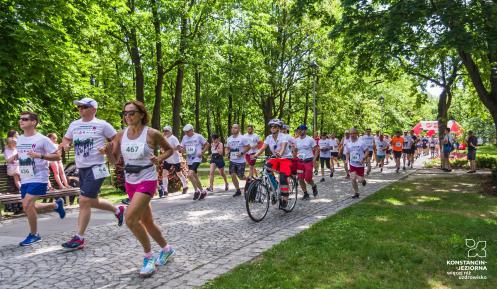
[92,164,110,180]
[351,152,361,162]
[396,141,401,147]
[185,145,196,155]
[298,153,306,160]
[230,151,239,159]
[19,165,34,179]
[124,143,145,160]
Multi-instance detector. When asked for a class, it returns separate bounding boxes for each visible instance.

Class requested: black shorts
[386,149,391,154]
[163,161,181,172]
[393,151,402,159]
[188,162,201,173]
[467,150,476,161]
[367,151,373,158]
[229,162,246,178]
[79,166,106,199]
[330,152,339,157]
[320,157,331,168]
[210,157,225,169]
[402,149,412,155]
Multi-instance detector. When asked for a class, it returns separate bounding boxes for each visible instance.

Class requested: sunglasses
[78,105,90,110]
[19,117,32,121]
[270,125,279,129]
[122,110,140,117]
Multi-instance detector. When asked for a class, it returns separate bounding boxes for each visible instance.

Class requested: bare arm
[104,131,123,165]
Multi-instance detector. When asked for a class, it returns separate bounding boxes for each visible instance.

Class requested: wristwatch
[40,154,45,160]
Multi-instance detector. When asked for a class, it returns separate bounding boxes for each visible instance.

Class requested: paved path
[0,159,423,289]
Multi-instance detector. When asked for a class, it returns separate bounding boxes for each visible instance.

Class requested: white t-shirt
[375,140,389,156]
[244,133,260,154]
[361,134,375,152]
[17,133,58,184]
[344,139,368,168]
[165,135,181,164]
[403,135,413,149]
[329,138,339,152]
[264,133,292,158]
[294,136,316,160]
[319,139,332,158]
[65,118,117,169]
[181,133,207,165]
[226,135,250,164]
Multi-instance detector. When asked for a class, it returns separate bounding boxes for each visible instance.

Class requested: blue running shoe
[140,257,157,278]
[19,233,42,246]
[155,247,175,266]
[54,198,66,219]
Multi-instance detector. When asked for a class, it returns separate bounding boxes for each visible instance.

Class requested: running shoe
[233,190,242,197]
[396,168,399,173]
[140,256,157,278]
[225,183,229,191]
[206,187,213,192]
[330,171,334,178]
[199,191,207,200]
[345,174,350,180]
[279,199,288,209]
[403,166,406,171]
[156,247,176,266]
[320,178,325,183]
[193,191,200,200]
[19,233,42,246]
[352,193,360,199]
[121,198,130,205]
[115,205,125,227]
[54,198,66,219]
[302,192,310,200]
[362,179,367,186]
[182,187,188,194]
[312,185,318,197]
[158,187,164,198]
[314,170,318,176]
[61,235,85,250]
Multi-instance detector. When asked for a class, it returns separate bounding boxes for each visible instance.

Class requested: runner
[225,124,250,197]
[252,119,293,208]
[390,131,404,173]
[294,125,318,200]
[207,134,229,192]
[344,128,368,199]
[160,126,189,197]
[329,133,340,172]
[59,98,124,250]
[384,134,392,165]
[374,134,389,172]
[360,128,375,175]
[312,132,320,175]
[429,135,437,158]
[442,127,453,172]
[104,100,175,278]
[402,131,413,170]
[374,130,380,167]
[339,130,351,179]
[409,130,417,165]
[180,124,209,200]
[421,134,429,156]
[47,133,69,189]
[244,124,260,179]
[16,111,66,246]
[318,133,331,182]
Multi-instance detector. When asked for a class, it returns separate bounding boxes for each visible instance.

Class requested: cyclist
[252,119,293,208]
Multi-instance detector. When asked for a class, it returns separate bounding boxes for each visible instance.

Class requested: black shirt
[467,136,477,151]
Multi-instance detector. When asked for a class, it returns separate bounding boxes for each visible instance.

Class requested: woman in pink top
[47,133,69,189]
[4,131,21,189]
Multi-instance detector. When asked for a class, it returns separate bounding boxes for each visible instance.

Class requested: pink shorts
[297,159,314,182]
[125,180,157,200]
[349,165,365,177]
[245,153,256,166]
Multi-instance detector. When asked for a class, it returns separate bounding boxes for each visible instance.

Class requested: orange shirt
[391,136,404,152]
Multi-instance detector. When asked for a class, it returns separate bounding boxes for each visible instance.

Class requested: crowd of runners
[3,97,477,278]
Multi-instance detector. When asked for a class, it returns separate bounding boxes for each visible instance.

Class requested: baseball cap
[163,125,172,132]
[73,98,98,109]
[297,124,308,130]
[183,124,194,132]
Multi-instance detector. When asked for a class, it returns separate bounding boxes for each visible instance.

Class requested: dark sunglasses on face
[122,110,140,117]
[78,105,90,110]
[19,117,32,121]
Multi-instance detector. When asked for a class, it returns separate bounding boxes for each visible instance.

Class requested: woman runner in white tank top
[104,101,176,278]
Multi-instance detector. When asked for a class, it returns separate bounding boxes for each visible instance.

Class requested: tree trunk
[241,110,246,134]
[172,14,188,136]
[206,99,212,141]
[194,66,201,133]
[150,0,163,130]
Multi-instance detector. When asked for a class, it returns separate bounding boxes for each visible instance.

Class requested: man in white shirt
[360,128,375,175]
[339,130,351,179]
[293,125,318,200]
[244,124,260,179]
[160,125,189,196]
[344,128,368,198]
[225,124,250,197]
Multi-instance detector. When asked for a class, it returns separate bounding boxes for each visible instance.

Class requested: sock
[76,234,84,240]
[144,251,154,259]
[162,176,169,193]
[178,173,188,188]
[115,207,121,215]
[162,244,172,252]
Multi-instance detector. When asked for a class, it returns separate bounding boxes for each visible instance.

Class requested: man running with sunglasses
[253,119,293,208]
[59,98,125,250]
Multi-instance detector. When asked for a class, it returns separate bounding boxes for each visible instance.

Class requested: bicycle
[245,156,298,222]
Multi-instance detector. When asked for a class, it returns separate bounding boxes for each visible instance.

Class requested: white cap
[73,97,98,109]
[183,124,194,132]
[345,130,349,133]
[163,125,172,132]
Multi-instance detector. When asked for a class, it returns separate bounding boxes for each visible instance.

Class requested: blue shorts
[20,183,48,199]
[79,167,106,199]
[188,162,201,173]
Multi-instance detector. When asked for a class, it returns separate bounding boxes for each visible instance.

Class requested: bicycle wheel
[282,175,298,212]
[245,179,270,222]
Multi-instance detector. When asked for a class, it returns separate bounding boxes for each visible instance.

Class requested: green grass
[204,174,497,289]
[478,144,497,156]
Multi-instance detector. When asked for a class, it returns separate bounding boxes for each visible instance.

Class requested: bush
[476,154,497,169]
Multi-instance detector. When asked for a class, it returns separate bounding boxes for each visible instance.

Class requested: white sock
[178,173,188,188]
[162,177,169,193]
